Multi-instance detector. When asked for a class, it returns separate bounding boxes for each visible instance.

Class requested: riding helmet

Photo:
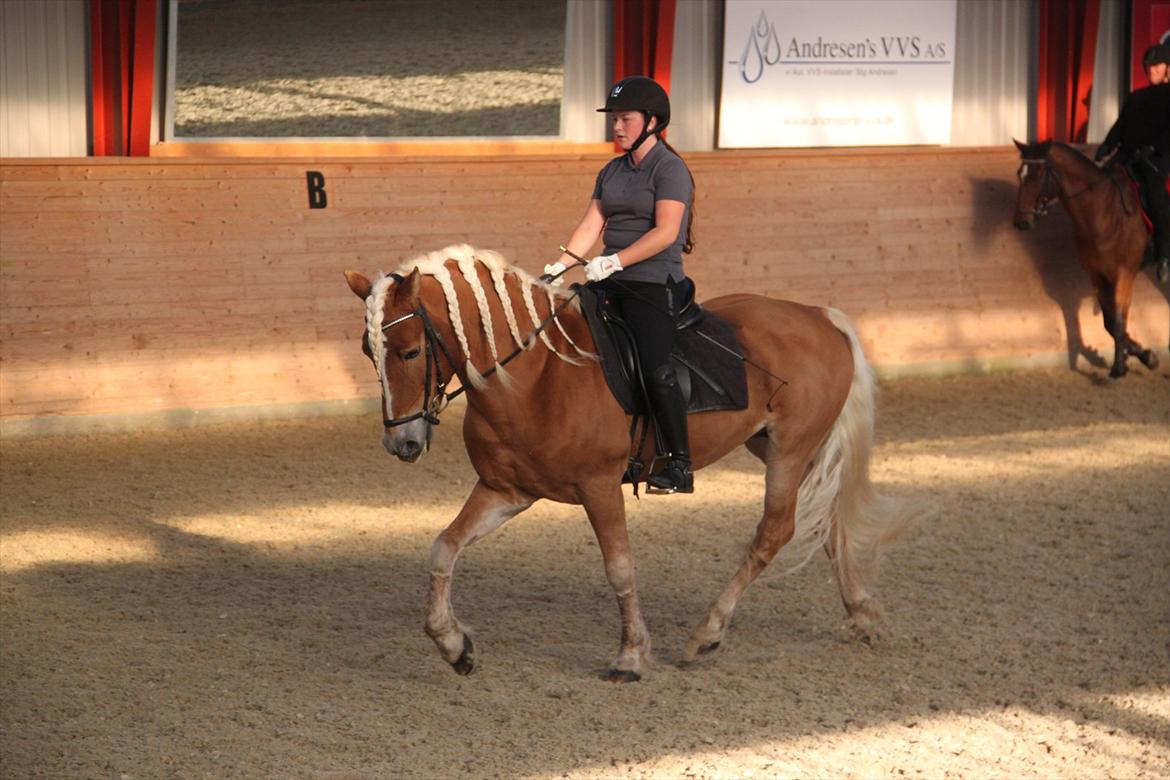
[1142,42,1170,67]
[596,76,671,132]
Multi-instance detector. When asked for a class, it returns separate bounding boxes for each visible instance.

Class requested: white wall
[0,0,88,157]
[1088,0,1127,143]
[950,0,1035,145]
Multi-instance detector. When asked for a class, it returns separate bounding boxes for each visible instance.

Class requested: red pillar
[90,0,156,156]
[1037,0,1100,143]
[612,0,676,87]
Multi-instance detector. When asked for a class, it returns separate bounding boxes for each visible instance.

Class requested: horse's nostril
[398,440,422,460]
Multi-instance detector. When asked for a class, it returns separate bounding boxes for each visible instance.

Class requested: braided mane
[366,244,593,393]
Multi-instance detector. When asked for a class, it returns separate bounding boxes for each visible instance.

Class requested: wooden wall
[2,150,1166,430]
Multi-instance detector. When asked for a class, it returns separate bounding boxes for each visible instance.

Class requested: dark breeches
[598,278,680,376]
[1135,161,1169,257]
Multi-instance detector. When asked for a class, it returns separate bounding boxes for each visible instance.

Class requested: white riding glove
[584,254,622,282]
[542,261,568,286]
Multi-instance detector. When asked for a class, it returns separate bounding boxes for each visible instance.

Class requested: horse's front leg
[1113,271,1159,370]
[1097,280,1129,379]
[425,480,533,675]
[580,480,651,682]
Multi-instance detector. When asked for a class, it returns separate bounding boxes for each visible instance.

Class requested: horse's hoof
[1108,367,1126,380]
[1141,351,1159,370]
[450,635,476,676]
[603,669,641,683]
[844,599,888,643]
[680,639,723,666]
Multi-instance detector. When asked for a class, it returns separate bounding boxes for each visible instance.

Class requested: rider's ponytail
[659,137,696,255]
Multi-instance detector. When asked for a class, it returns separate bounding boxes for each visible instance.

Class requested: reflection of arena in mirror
[174,0,565,138]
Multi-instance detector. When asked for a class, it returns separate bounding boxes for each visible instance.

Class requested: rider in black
[546,76,697,493]
[1096,43,1170,282]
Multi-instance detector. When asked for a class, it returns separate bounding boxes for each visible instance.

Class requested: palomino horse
[1013,140,1160,378]
[345,244,903,681]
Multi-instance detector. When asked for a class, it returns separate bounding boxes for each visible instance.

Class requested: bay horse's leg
[682,446,802,663]
[424,480,533,675]
[1097,280,1129,379]
[1113,270,1160,370]
[580,481,651,682]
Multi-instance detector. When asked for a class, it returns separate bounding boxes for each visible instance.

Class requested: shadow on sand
[2,377,1168,777]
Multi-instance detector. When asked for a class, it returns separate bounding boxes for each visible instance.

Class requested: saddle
[577,282,749,418]
[1114,154,1169,237]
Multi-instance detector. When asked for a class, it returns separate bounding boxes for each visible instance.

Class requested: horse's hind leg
[425,480,533,675]
[580,480,651,682]
[682,446,802,663]
[823,523,885,641]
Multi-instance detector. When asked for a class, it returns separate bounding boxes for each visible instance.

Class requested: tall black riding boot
[645,364,694,494]
[1138,165,1169,282]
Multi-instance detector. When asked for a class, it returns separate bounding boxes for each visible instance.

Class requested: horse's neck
[424,276,587,409]
[1050,148,1101,206]
[1050,147,1131,239]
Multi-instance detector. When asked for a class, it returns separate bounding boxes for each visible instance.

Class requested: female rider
[545,76,697,493]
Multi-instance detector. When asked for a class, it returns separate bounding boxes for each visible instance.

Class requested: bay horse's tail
[787,308,905,603]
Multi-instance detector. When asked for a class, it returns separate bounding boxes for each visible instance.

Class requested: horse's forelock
[366,273,399,403]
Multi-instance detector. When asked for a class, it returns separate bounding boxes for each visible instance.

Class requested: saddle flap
[578,285,749,417]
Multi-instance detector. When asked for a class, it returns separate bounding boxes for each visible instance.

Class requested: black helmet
[1142,42,1170,67]
[597,76,671,149]
[597,76,671,125]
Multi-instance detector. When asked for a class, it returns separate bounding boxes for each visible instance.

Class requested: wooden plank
[3,149,1146,422]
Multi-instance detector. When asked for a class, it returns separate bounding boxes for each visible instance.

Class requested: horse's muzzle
[393,439,424,462]
[383,420,431,462]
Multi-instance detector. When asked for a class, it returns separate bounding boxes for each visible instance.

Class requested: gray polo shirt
[591,142,693,284]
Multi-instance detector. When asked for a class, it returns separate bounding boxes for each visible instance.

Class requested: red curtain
[91,0,157,156]
[1037,0,1100,143]
[613,0,676,93]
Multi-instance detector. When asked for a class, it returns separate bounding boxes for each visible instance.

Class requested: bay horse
[344,244,904,681]
[1013,139,1160,378]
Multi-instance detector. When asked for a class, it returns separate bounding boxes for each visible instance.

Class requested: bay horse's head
[1012,138,1056,230]
[345,268,446,462]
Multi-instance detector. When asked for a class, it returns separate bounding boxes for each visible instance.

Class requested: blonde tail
[786,308,907,610]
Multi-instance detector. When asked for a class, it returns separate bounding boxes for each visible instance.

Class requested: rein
[1019,155,1115,218]
[378,273,582,428]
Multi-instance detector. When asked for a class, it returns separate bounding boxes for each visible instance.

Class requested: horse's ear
[1013,138,1027,152]
[395,268,423,306]
[1038,140,1052,155]
[344,270,372,300]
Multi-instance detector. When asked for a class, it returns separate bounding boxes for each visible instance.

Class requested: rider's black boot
[644,364,694,494]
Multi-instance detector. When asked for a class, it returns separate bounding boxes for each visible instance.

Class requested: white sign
[718,0,957,148]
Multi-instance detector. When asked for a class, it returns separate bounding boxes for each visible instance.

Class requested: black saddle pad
[578,285,749,416]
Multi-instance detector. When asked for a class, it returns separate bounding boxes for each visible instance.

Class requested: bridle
[378,281,458,429]
[375,272,583,429]
[1018,152,1116,219]
[1016,157,1059,218]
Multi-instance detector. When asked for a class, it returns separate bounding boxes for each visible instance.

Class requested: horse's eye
[401,347,421,361]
